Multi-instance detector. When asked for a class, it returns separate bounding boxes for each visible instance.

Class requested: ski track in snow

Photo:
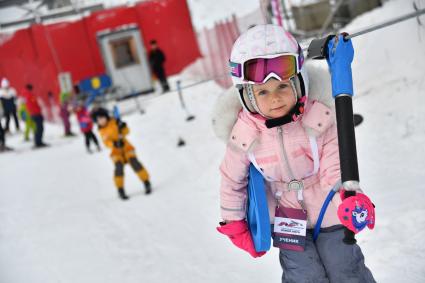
[1,0,425,282]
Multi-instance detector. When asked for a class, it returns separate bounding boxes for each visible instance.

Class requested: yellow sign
[91,77,101,89]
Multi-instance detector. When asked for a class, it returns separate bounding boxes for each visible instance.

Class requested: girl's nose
[271,91,281,103]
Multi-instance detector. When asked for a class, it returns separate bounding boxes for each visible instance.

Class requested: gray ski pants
[278,225,376,283]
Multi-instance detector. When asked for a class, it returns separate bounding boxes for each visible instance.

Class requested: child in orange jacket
[91,107,151,200]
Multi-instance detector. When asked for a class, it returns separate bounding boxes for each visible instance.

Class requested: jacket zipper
[277,126,295,180]
[277,126,306,210]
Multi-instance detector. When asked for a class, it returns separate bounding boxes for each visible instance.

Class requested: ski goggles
[230,53,302,84]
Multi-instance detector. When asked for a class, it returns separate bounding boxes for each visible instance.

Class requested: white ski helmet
[229,24,309,116]
[1,78,9,88]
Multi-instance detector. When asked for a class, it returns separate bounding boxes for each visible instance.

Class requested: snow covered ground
[1,0,425,282]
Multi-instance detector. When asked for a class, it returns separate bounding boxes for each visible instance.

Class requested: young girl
[74,103,101,153]
[216,24,375,282]
[91,107,152,200]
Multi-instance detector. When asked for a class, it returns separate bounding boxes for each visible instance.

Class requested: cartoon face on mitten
[352,207,368,230]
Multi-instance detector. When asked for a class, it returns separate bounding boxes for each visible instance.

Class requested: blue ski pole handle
[247,164,271,252]
[113,105,121,121]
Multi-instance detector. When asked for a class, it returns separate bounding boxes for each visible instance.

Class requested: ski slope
[1,0,424,282]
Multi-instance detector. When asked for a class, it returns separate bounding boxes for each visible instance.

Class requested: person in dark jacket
[0,119,4,150]
[148,40,170,93]
[0,105,10,151]
[0,78,20,133]
[0,100,12,151]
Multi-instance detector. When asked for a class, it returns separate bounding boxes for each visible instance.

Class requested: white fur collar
[211,60,333,142]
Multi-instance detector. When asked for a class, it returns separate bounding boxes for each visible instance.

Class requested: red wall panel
[47,21,99,80]
[0,26,57,101]
[135,0,201,75]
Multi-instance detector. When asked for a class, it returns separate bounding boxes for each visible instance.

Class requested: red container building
[0,0,201,103]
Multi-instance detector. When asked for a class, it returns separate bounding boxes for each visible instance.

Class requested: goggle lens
[243,55,297,83]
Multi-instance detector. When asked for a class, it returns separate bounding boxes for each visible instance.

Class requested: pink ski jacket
[219,98,342,228]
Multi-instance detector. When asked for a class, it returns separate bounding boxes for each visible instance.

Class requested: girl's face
[252,79,296,118]
[97,116,108,127]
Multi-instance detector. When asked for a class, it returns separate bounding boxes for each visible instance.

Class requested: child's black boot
[144,180,152,195]
[118,188,129,200]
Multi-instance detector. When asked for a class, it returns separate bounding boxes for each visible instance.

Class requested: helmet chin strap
[244,84,267,117]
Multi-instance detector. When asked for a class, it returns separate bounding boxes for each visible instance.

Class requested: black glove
[117,121,127,130]
[113,139,124,148]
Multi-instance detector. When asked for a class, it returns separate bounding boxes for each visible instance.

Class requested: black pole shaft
[335,95,358,245]
[335,96,359,182]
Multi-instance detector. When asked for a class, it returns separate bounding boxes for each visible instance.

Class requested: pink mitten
[217,220,266,258]
[338,191,375,234]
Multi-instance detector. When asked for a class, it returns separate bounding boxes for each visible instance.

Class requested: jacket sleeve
[319,123,341,191]
[159,49,166,63]
[100,132,113,149]
[148,52,154,67]
[219,115,259,221]
[120,125,130,137]
[219,145,250,221]
[11,88,17,98]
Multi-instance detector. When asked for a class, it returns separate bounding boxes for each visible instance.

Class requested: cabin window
[109,36,140,69]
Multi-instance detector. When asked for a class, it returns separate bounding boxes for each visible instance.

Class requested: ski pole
[113,105,127,162]
[413,2,423,26]
[334,90,359,245]
[176,80,195,121]
[307,33,359,245]
[113,105,120,121]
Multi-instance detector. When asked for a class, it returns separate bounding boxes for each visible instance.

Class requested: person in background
[47,91,61,123]
[0,120,4,151]
[148,40,170,93]
[0,102,11,152]
[59,90,75,137]
[22,84,48,148]
[74,102,100,153]
[17,97,36,142]
[0,78,20,133]
[91,107,152,200]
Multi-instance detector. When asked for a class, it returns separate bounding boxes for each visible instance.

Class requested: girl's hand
[217,220,266,258]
